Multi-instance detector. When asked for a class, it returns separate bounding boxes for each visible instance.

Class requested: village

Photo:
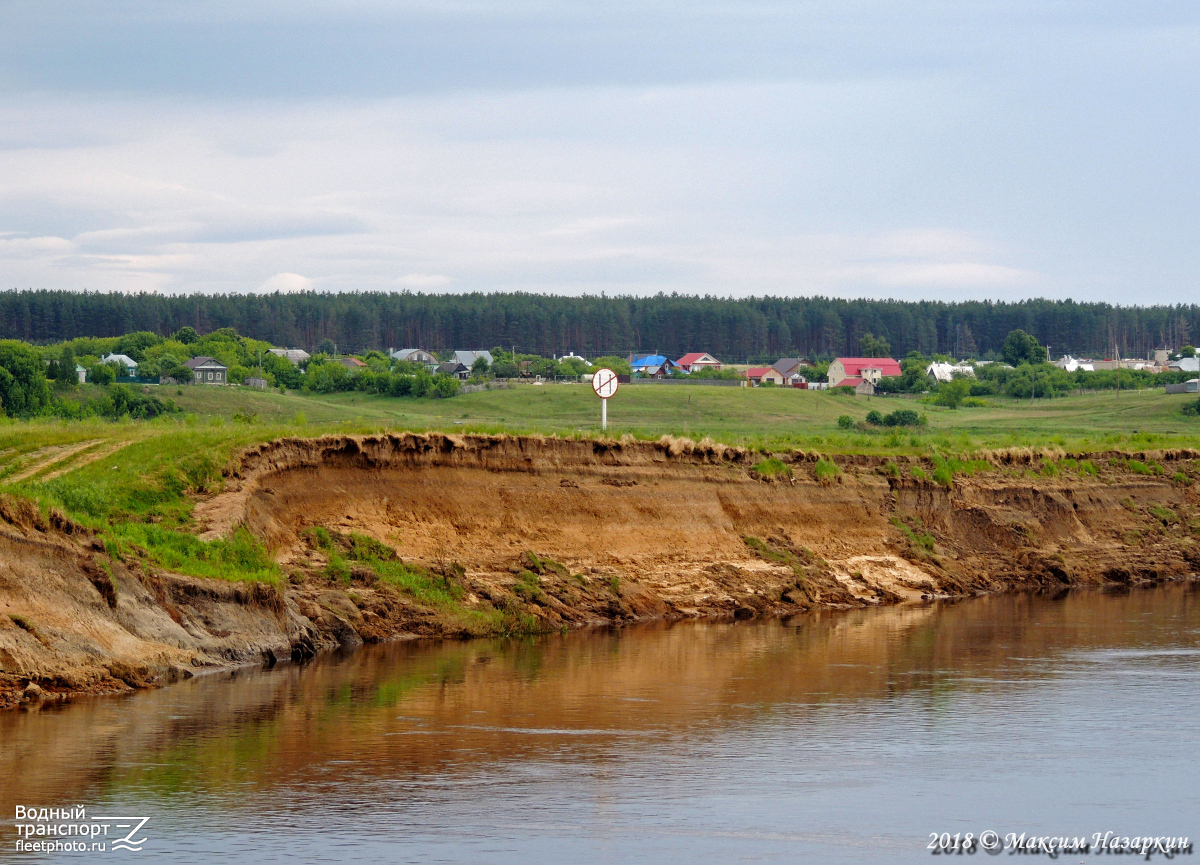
[70,334,1200,402]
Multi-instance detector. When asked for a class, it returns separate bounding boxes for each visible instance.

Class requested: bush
[432,375,460,398]
[865,410,884,426]
[837,415,854,429]
[883,409,920,427]
[934,377,971,408]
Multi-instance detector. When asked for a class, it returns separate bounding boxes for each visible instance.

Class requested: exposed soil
[3,432,1199,709]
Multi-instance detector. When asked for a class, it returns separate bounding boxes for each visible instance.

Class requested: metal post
[601,397,607,431]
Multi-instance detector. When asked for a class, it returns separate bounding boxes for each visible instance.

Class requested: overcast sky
[0,1,1196,302]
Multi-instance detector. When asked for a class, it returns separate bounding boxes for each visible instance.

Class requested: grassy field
[168,380,1200,452]
[0,380,1196,587]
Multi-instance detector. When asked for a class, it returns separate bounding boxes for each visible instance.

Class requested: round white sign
[591,368,619,399]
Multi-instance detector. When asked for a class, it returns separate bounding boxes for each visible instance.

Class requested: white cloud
[258,272,313,293]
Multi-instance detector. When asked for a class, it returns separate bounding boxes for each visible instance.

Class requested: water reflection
[2,585,1198,863]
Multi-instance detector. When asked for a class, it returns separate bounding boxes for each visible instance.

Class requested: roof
[925,362,976,382]
[772,357,809,375]
[838,377,865,387]
[184,356,228,371]
[100,353,138,367]
[436,361,468,374]
[336,357,368,368]
[267,348,310,362]
[632,354,673,369]
[1170,357,1200,372]
[745,367,774,378]
[453,350,494,368]
[676,352,720,366]
[392,348,437,363]
[835,357,902,377]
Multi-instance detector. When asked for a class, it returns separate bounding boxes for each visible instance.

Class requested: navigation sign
[591,368,619,399]
[591,368,619,430]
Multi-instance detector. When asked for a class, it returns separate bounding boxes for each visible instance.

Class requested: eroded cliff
[3,433,1198,708]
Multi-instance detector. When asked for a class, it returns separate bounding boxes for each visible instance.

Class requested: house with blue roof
[631,354,678,378]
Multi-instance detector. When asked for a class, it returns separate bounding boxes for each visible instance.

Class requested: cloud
[258,272,313,293]
[397,273,453,287]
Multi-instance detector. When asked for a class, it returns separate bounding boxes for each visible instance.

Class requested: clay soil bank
[3,433,1199,709]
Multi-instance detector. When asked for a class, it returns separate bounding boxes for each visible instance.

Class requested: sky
[0,1,1197,302]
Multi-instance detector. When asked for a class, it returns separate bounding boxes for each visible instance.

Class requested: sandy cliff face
[3,433,1198,708]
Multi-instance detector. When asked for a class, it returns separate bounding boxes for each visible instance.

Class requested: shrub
[1172,471,1190,484]
[884,409,920,427]
[836,415,854,429]
[865,410,884,426]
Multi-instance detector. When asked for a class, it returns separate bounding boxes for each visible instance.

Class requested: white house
[926,362,977,382]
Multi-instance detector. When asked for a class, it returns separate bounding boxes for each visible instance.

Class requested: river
[2,585,1198,863]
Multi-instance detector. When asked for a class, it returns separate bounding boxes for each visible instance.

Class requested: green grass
[752,457,792,479]
[3,381,1200,586]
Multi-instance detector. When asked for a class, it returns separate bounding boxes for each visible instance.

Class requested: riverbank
[3,432,1200,708]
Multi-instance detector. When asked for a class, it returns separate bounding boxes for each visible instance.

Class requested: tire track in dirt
[6,441,105,483]
[39,441,132,482]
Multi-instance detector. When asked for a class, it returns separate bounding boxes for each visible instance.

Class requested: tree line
[1,289,1198,362]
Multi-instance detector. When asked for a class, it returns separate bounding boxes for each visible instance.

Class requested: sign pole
[591,367,619,433]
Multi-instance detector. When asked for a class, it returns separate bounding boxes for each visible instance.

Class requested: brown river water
[2,584,1198,863]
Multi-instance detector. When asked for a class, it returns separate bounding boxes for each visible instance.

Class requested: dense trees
[1,290,1196,362]
[0,340,53,417]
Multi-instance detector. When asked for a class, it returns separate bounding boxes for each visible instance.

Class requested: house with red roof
[827,357,901,388]
[676,352,722,373]
[745,366,783,385]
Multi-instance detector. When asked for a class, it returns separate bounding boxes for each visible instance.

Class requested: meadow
[1,380,1195,585]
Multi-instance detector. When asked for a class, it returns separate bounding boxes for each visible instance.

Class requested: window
[207,372,213,380]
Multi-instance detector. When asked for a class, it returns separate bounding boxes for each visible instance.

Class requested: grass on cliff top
[0,382,1198,585]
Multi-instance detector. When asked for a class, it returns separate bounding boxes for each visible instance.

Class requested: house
[100,353,138,372]
[827,357,901,387]
[453,350,494,370]
[675,352,722,373]
[745,367,785,385]
[925,362,976,382]
[772,357,811,379]
[391,348,439,367]
[1053,355,1095,373]
[267,348,310,364]
[435,361,470,380]
[1169,357,1200,373]
[558,352,589,365]
[184,356,228,384]
[335,357,368,370]
[632,354,678,376]
[636,363,672,379]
